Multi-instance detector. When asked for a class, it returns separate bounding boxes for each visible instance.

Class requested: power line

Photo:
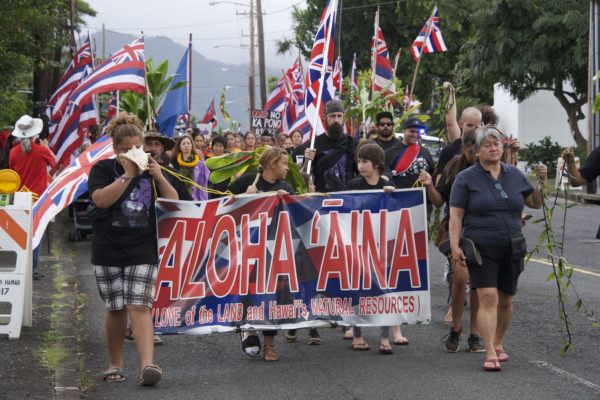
[342,0,402,11]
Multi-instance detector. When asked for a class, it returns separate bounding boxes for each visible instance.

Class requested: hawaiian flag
[49,76,99,171]
[102,91,119,130]
[32,135,115,248]
[263,77,286,112]
[371,10,396,97]
[201,99,217,129]
[410,7,447,62]
[303,0,338,141]
[332,56,343,97]
[69,36,146,108]
[350,53,359,99]
[46,34,94,139]
[287,109,311,144]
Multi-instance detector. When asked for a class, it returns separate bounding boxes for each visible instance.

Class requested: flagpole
[141,33,154,130]
[88,31,100,134]
[306,0,339,176]
[393,49,401,76]
[370,7,379,99]
[188,33,192,128]
[408,8,436,111]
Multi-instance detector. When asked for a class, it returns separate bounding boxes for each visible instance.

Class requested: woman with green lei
[171,134,210,200]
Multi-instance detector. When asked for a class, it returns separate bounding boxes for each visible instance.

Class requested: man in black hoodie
[299,100,357,192]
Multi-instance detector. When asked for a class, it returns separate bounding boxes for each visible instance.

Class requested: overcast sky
[82,0,304,70]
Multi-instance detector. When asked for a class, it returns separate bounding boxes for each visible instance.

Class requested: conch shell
[118,145,149,171]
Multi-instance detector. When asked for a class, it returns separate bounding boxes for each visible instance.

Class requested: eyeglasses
[378,122,393,127]
[494,182,508,199]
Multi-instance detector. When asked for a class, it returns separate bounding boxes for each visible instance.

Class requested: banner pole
[306,0,339,176]
[188,33,192,128]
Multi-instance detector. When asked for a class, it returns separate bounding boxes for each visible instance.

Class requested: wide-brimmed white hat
[12,115,43,139]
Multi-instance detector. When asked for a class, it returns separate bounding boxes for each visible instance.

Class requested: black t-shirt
[435,139,461,176]
[228,173,296,195]
[384,142,435,189]
[88,159,162,267]
[375,137,400,151]
[296,134,357,193]
[580,146,600,182]
[345,176,396,191]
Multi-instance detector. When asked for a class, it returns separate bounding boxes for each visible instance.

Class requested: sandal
[139,364,163,386]
[495,348,509,362]
[102,368,125,383]
[378,343,393,355]
[393,337,409,346]
[124,326,134,341]
[263,345,279,362]
[343,328,354,340]
[352,341,370,351]
[153,335,164,346]
[483,357,501,372]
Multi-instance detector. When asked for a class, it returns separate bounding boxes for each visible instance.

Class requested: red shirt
[9,142,56,196]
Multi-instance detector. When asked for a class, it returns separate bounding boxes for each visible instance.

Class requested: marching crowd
[5,82,600,386]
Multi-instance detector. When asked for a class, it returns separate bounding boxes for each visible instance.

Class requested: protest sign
[152,189,430,334]
[251,109,282,136]
[195,123,212,137]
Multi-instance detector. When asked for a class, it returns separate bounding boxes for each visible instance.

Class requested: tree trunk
[553,78,588,149]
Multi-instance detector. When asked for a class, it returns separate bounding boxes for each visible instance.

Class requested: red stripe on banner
[322,199,343,207]
[414,230,427,261]
[0,210,27,250]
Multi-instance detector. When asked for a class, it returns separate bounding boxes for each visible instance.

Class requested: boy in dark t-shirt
[344,141,409,354]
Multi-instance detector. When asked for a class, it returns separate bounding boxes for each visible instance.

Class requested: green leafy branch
[528,170,600,354]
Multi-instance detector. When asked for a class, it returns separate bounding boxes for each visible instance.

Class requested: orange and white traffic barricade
[0,180,33,339]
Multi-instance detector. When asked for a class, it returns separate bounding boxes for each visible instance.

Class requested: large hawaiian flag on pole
[410,6,447,61]
[69,36,146,108]
[263,78,287,113]
[304,0,338,147]
[332,56,343,97]
[32,135,115,248]
[371,9,396,97]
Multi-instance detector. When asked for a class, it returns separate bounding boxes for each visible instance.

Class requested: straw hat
[144,129,175,151]
[12,115,43,139]
[0,169,21,194]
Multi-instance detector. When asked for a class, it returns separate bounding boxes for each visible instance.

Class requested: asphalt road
[71,202,600,400]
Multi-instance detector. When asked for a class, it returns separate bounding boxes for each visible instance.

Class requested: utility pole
[102,23,106,59]
[256,0,267,107]
[249,0,256,126]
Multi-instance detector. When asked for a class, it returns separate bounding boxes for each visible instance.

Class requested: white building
[492,83,587,147]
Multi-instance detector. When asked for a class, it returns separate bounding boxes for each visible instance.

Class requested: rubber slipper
[378,344,393,354]
[102,368,125,382]
[393,337,409,345]
[495,348,509,362]
[483,357,501,371]
[153,335,164,346]
[352,341,370,351]
[139,364,163,386]
[124,327,134,341]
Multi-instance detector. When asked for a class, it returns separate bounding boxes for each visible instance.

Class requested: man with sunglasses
[384,117,435,189]
[374,111,400,151]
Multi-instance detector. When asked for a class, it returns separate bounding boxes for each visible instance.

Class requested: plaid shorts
[93,264,158,311]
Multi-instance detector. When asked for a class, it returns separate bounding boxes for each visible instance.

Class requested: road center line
[529,360,600,394]
[528,257,600,278]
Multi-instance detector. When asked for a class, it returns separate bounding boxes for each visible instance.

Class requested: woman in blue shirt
[448,125,546,371]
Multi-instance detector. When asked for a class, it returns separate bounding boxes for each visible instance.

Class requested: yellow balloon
[0,169,21,194]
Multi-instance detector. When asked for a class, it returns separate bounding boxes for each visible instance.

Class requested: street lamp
[213,44,249,49]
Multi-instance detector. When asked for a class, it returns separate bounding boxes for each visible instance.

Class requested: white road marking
[530,360,600,394]
[529,257,600,278]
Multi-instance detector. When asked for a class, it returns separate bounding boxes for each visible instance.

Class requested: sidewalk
[0,216,83,399]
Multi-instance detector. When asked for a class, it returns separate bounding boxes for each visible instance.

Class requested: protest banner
[152,189,430,334]
[251,109,282,136]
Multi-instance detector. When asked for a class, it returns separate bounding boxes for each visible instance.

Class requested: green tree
[460,0,589,148]
[120,59,186,126]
